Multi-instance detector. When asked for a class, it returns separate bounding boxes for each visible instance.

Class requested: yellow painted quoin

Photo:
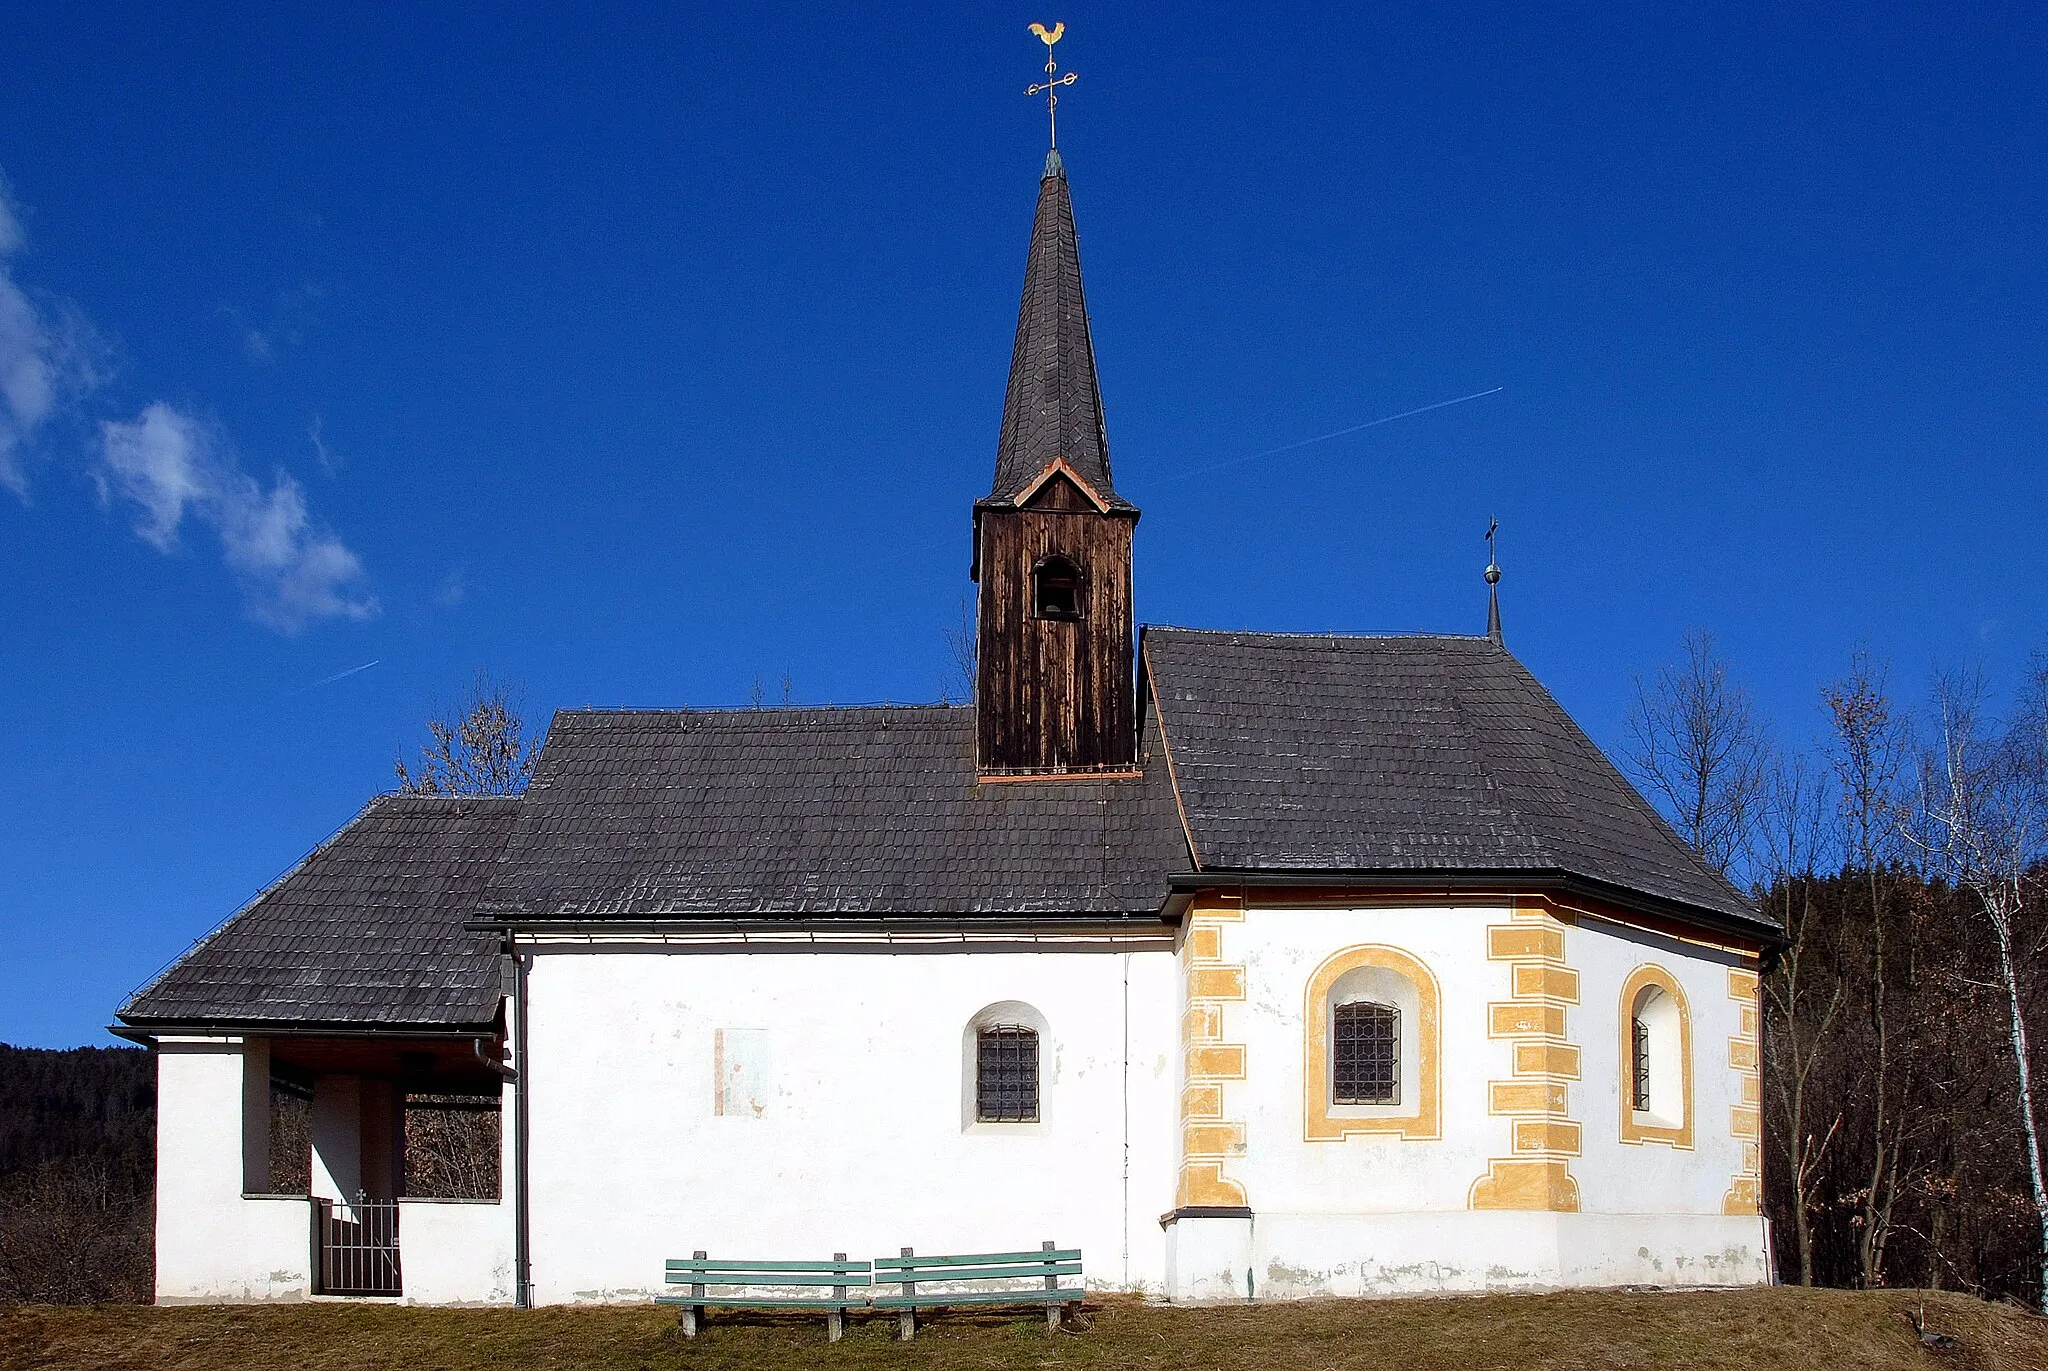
[1470,904,1582,1211]
[1724,965,1763,1214]
[1177,895,1249,1208]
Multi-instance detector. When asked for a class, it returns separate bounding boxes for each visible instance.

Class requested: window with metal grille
[1332,1001,1400,1105]
[976,1025,1040,1121]
[1631,1015,1652,1112]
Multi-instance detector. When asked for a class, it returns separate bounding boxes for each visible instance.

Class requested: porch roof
[118,795,515,1032]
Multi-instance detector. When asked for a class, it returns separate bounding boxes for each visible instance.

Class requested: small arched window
[1333,1001,1400,1105]
[1304,946,1439,1141]
[976,1025,1040,1122]
[1033,556,1083,621]
[1619,966,1692,1147]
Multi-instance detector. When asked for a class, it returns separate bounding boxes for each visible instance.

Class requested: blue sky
[1,3,2042,1047]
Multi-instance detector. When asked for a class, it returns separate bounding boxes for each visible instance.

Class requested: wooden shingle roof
[120,630,1773,1033]
[476,705,1187,922]
[119,795,514,1031]
[1143,627,1769,936]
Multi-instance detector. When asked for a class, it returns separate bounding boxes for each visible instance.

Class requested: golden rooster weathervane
[1025,22,1076,149]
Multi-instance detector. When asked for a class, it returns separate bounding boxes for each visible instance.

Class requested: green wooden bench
[871,1242,1082,1340]
[657,1250,873,1340]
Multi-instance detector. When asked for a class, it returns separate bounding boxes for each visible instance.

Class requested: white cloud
[100,403,378,632]
[0,174,105,499]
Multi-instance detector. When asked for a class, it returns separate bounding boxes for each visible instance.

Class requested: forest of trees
[1626,635,2048,1310]
[0,1044,156,1303]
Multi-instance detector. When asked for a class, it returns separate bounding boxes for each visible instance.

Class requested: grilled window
[1631,1014,1652,1113]
[1332,1001,1400,1106]
[1033,557,1083,620]
[976,1025,1040,1122]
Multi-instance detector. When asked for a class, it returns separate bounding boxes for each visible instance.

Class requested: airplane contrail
[297,659,381,693]
[1168,386,1505,482]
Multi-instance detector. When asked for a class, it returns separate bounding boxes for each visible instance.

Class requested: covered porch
[145,1029,516,1305]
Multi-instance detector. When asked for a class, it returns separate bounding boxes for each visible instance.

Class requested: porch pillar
[310,1075,363,1213]
[359,1078,405,1201]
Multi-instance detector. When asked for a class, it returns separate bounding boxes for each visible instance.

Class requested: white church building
[118,145,1780,1307]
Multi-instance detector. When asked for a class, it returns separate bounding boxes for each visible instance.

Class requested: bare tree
[394,670,539,796]
[941,594,976,704]
[1758,747,1847,1284]
[1823,650,1917,1287]
[1626,629,1769,877]
[1910,666,2048,1312]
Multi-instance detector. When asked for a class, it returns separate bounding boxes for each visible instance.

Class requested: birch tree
[1910,667,2048,1312]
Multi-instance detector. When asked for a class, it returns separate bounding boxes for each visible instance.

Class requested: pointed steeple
[971,150,1139,776]
[986,154,1131,511]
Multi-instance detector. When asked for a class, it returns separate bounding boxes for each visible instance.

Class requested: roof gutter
[110,1020,504,1044]
[462,913,1174,938]
[1165,867,1785,951]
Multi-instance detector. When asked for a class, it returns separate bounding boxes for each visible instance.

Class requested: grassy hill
[4,1287,2045,1371]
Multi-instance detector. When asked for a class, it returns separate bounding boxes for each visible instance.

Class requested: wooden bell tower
[972,150,1138,776]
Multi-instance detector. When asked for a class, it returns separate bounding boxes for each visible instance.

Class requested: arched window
[1619,966,1693,1147]
[1333,1001,1400,1105]
[1303,946,1441,1141]
[976,1025,1039,1122]
[1032,556,1083,621]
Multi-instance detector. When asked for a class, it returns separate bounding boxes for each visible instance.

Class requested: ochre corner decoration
[1724,965,1763,1214]
[1177,896,1249,1209]
[1302,945,1441,1141]
[1470,904,1582,1211]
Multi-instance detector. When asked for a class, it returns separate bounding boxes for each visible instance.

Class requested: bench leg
[898,1309,915,1341]
[827,1309,843,1343]
[1046,1302,1061,1329]
[680,1305,698,1338]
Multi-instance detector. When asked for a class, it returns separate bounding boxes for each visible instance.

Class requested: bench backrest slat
[667,1259,871,1276]
[873,1263,1079,1285]
[665,1270,873,1287]
[874,1248,1079,1272]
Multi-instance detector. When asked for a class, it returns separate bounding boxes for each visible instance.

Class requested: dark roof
[478,705,1187,922]
[119,795,515,1030]
[1142,627,1770,935]
[986,152,1133,513]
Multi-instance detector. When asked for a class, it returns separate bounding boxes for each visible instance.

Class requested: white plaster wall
[1193,902,1768,1297]
[154,1040,314,1303]
[520,945,1177,1304]
[399,1200,515,1305]
[1230,905,1510,1216]
[1251,1211,1768,1297]
[1569,919,1752,1217]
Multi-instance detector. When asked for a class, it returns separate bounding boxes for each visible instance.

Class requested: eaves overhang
[1166,866,1782,952]
[111,1017,503,1045]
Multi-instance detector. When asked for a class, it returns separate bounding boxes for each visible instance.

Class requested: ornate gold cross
[1025,22,1077,149]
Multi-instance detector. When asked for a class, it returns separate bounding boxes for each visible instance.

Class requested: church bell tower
[973,148,1138,776]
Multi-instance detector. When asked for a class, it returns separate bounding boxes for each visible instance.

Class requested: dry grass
[3,1287,2045,1371]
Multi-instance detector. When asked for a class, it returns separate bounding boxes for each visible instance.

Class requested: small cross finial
[1484,517,1504,646]
[1025,22,1077,150]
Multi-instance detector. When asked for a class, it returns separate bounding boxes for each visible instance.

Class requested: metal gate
[316,1193,401,1296]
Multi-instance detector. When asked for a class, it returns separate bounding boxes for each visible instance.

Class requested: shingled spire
[974,152,1139,776]
[986,151,1131,512]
